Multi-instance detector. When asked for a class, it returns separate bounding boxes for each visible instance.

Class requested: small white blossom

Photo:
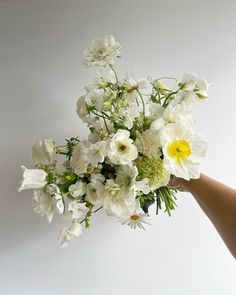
[82,35,121,67]
[18,165,47,191]
[46,184,64,214]
[68,201,87,219]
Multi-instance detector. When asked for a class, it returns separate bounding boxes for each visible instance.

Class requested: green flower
[136,156,170,190]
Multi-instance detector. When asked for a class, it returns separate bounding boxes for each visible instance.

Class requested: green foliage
[139,194,155,213]
[65,137,80,160]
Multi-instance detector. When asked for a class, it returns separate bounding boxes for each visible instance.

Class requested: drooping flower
[32,139,56,166]
[106,129,138,165]
[136,156,170,190]
[119,211,152,230]
[68,201,87,219]
[46,184,64,214]
[58,221,83,248]
[160,123,208,180]
[181,73,209,99]
[18,165,47,191]
[70,142,89,174]
[82,35,121,67]
[32,189,54,223]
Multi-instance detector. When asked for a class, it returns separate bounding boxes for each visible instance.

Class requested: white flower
[123,73,147,94]
[32,189,54,223]
[71,142,89,174]
[85,180,105,206]
[82,35,121,67]
[68,201,87,219]
[160,123,208,180]
[32,139,56,166]
[103,179,137,217]
[181,73,209,99]
[151,101,194,131]
[18,165,47,191]
[134,178,151,194]
[135,129,162,158]
[76,95,88,122]
[46,184,64,214]
[84,85,105,111]
[106,129,138,165]
[119,103,140,129]
[86,141,107,167]
[119,211,152,230]
[69,181,86,198]
[58,221,83,248]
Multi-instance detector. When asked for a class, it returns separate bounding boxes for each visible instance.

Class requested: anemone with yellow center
[136,156,170,190]
[160,123,208,180]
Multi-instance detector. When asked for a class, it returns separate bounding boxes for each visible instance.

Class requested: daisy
[119,212,152,230]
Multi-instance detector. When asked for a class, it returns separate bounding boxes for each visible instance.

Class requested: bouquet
[19,35,209,247]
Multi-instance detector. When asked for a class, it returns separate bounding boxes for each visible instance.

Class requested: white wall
[0,0,235,294]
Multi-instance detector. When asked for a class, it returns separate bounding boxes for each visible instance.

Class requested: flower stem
[109,64,119,84]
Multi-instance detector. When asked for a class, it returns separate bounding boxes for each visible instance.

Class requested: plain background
[0,0,236,294]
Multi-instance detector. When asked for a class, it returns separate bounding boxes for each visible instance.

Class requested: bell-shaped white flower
[69,181,86,198]
[18,165,47,192]
[32,139,56,165]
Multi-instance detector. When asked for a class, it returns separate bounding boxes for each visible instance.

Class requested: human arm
[169,174,236,259]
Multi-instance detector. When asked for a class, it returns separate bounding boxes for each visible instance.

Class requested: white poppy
[18,165,47,191]
[160,123,208,180]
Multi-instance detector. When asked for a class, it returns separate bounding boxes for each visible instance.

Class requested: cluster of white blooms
[19,35,209,247]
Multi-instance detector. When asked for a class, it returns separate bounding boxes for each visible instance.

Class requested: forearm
[184,174,236,259]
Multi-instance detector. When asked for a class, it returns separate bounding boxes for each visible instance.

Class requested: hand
[168,175,189,192]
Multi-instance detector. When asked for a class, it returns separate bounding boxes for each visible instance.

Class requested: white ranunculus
[160,123,208,180]
[58,221,83,248]
[18,165,47,191]
[106,129,138,165]
[68,201,87,219]
[82,35,121,67]
[69,181,86,198]
[32,189,54,223]
[32,139,56,165]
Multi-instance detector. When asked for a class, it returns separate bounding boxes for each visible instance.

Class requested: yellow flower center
[127,85,138,93]
[167,140,191,161]
[131,214,140,221]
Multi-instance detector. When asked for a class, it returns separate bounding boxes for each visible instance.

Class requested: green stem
[109,64,119,84]
[80,205,103,224]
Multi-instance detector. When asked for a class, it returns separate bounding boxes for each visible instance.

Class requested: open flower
[119,211,152,230]
[160,123,208,180]
[69,181,86,198]
[18,165,47,191]
[82,35,121,67]
[106,129,138,165]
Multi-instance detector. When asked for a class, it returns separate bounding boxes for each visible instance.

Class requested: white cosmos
[160,123,208,180]
[18,165,47,191]
[106,129,138,165]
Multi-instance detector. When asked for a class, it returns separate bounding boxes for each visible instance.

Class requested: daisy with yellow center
[119,212,152,230]
[160,123,208,180]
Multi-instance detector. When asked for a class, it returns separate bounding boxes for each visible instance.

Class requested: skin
[169,174,236,259]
